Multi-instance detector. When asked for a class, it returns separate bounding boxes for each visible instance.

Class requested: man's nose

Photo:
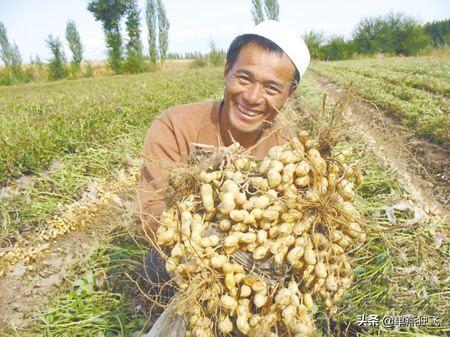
[243,83,264,105]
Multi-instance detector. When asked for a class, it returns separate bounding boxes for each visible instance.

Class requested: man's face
[223,43,297,134]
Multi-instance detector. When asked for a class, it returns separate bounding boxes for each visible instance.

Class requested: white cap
[245,20,310,79]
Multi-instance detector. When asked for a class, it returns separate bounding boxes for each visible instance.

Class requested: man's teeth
[238,104,261,117]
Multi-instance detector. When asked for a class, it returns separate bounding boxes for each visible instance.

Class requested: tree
[353,13,431,56]
[264,0,279,21]
[302,30,325,59]
[208,39,225,66]
[65,20,84,74]
[353,16,380,55]
[87,0,128,73]
[424,19,450,46]
[30,54,43,68]
[251,0,265,25]
[398,22,431,56]
[319,36,347,60]
[46,35,68,80]
[8,43,22,79]
[0,22,23,81]
[124,0,145,73]
[29,54,44,80]
[156,0,169,63]
[145,0,158,63]
[167,52,182,59]
[0,23,13,68]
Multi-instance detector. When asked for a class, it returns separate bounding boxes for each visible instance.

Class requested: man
[134,20,310,303]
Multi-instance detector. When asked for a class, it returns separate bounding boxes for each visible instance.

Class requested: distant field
[310,56,450,145]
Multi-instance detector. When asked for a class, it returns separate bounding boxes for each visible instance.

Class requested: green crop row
[317,62,450,95]
[310,59,450,146]
[322,56,450,80]
[313,63,447,109]
[0,68,224,186]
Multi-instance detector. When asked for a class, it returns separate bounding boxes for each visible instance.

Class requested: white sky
[0,0,449,63]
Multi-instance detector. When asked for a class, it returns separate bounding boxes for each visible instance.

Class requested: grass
[0,67,223,185]
[34,228,150,337]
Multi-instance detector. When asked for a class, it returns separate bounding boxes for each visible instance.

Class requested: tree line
[248,1,449,61]
[0,0,170,84]
[302,14,450,61]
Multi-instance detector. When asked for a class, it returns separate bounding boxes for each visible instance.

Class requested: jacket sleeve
[133,117,181,240]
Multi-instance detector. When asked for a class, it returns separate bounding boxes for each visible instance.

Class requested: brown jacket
[133,100,290,235]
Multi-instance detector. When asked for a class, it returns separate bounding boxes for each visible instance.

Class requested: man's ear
[224,62,230,77]
[282,90,295,109]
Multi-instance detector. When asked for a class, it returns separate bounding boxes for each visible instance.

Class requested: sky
[0,0,449,63]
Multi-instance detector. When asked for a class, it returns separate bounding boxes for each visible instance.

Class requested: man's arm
[133,117,181,240]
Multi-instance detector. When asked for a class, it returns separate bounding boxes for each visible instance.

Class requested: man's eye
[237,75,251,83]
[266,85,280,94]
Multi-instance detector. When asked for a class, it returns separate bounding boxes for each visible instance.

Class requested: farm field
[310,56,450,146]
[0,67,223,245]
[0,59,448,336]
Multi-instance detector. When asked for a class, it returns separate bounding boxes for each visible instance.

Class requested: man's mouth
[236,103,264,118]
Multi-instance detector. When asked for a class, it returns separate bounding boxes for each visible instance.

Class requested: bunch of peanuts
[156,131,365,337]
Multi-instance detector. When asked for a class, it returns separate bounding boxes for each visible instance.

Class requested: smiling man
[135,20,310,234]
[221,36,297,149]
[134,20,310,302]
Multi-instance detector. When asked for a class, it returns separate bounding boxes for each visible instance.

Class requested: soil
[310,71,449,216]
[0,229,99,331]
[0,189,135,334]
